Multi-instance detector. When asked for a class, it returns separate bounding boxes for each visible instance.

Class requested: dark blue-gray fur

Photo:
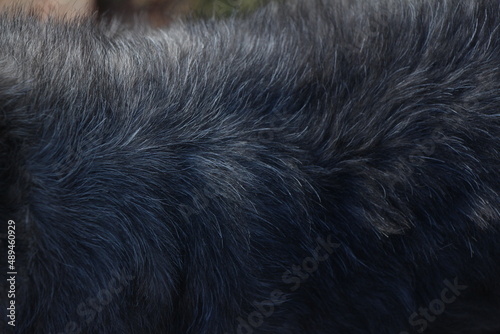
[1,0,500,333]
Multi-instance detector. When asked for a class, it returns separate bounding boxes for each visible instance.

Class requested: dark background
[0,0,270,25]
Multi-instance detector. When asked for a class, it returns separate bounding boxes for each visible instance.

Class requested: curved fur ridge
[1,1,500,333]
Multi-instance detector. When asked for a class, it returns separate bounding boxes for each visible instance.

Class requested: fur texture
[1,1,500,333]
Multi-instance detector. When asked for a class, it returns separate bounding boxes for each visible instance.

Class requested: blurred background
[0,0,269,25]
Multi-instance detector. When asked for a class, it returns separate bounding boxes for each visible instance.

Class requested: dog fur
[1,0,500,333]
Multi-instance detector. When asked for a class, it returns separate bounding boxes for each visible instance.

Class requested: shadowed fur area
[1,0,500,333]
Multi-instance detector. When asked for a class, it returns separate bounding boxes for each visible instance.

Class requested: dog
[1,0,500,333]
